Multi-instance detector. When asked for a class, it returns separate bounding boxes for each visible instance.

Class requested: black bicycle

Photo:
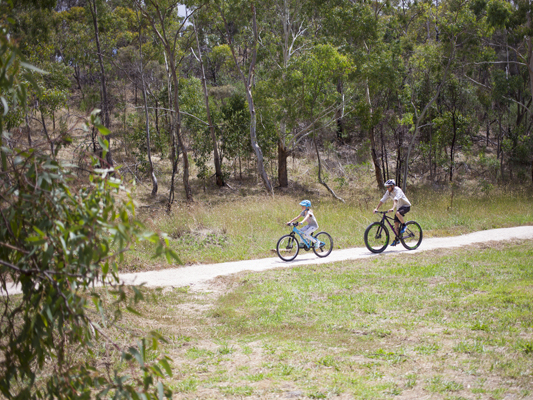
[364,211,423,253]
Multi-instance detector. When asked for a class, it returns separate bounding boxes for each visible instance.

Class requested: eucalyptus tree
[217,0,273,194]
[191,13,225,187]
[256,43,350,199]
[55,6,94,96]
[218,91,250,179]
[433,75,477,182]
[318,0,403,189]
[482,0,533,181]
[135,0,195,203]
[253,0,312,187]
[399,0,478,191]
[136,9,158,195]
[87,0,110,130]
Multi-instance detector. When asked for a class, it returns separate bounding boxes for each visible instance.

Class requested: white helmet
[384,179,396,187]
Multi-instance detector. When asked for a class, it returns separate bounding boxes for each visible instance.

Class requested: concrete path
[120,225,533,290]
[3,226,533,295]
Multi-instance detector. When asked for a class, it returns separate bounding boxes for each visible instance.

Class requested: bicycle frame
[289,224,319,248]
[375,211,400,238]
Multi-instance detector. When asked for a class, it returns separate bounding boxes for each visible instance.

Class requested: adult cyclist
[373,179,411,246]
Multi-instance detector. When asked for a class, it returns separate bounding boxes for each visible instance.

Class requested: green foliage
[0,117,179,399]
[126,112,151,174]
[180,77,211,180]
[0,27,178,399]
[486,0,513,28]
[220,92,251,162]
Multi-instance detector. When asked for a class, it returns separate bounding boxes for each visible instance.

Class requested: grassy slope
[121,240,533,399]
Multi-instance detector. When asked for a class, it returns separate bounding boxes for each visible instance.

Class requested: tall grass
[124,185,533,269]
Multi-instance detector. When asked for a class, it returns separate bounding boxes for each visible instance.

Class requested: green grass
[120,240,533,399]
[124,185,533,269]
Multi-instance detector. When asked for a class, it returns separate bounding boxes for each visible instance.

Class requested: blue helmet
[299,200,311,208]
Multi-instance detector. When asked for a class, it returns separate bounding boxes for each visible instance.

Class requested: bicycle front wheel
[364,222,389,253]
[400,221,423,250]
[312,232,333,258]
[276,234,299,261]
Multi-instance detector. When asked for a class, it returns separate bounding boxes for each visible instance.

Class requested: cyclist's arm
[389,199,398,213]
[373,201,384,213]
[286,214,301,225]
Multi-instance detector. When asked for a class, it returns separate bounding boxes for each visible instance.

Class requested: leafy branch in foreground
[0,21,178,397]
[0,120,178,399]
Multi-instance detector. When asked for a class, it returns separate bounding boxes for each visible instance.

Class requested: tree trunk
[486,112,490,146]
[73,64,83,94]
[25,114,32,147]
[142,3,194,205]
[192,17,224,187]
[88,0,109,128]
[170,64,192,201]
[88,0,113,169]
[138,21,158,196]
[450,112,457,182]
[526,10,533,104]
[429,123,433,182]
[365,81,383,189]
[370,126,384,189]
[154,99,161,155]
[40,109,54,155]
[396,127,403,186]
[278,140,290,187]
[380,124,386,183]
[336,79,344,142]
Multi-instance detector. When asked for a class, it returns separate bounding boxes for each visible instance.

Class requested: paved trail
[3,226,532,295]
[120,225,533,290]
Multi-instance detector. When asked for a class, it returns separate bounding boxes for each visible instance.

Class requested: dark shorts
[394,206,410,223]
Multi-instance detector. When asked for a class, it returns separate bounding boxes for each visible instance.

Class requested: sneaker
[400,224,407,234]
[313,241,321,249]
[390,240,398,246]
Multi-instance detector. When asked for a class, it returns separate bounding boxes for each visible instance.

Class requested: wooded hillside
[3,0,533,204]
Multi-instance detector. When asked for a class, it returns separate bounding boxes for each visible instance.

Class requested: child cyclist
[373,179,411,246]
[286,200,320,248]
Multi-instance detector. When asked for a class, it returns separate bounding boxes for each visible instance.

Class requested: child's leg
[300,225,318,243]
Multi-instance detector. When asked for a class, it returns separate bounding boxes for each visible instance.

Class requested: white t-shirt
[300,209,318,227]
[381,187,411,208]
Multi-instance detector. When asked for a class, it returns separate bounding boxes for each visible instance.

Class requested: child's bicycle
[276,222,333,261]
[364,211,423,253]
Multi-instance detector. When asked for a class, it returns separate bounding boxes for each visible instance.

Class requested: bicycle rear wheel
[400,221,423,250]
[312,232,333,257]
[364,222,389,253]
[276,234,299,261]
